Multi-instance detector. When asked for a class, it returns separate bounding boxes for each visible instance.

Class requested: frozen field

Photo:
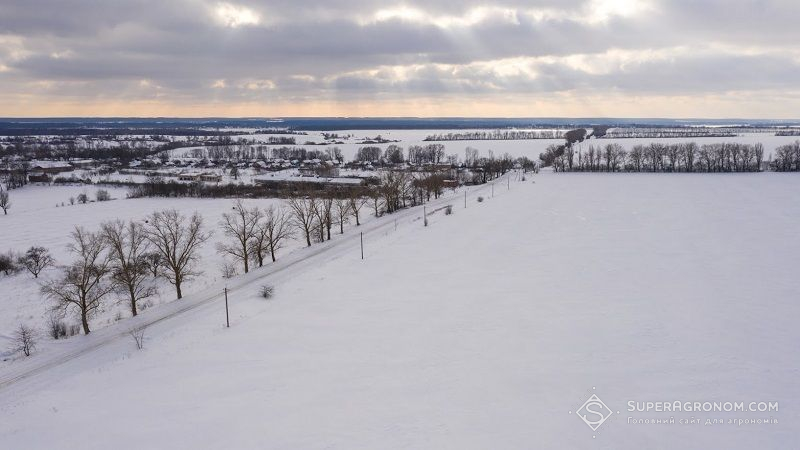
[1,173,799,449]
[0,185,291,343]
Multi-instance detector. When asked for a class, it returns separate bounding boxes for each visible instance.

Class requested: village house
[177,172,223,183]
[30,160,74,174]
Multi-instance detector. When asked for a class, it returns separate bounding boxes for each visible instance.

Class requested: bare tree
[287,194,317,247]
[250,205,293,265]
[19,246,54,278]
[315,196,334,241]
[10,324,37,356]
[369,189,382,218]
[0,190,10,215]
[217,200,260,274]
[145,209,210,299]
[102,220,156,317]
[334,198,351,234]
[41,227,113,334]
[348,191,368,226]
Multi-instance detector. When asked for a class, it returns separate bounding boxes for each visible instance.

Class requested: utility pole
[423,206,427,226]
[360,231,364,260]
[224,287,230,328]
[507,175,510,190]
[464,190,467,208]
[491,183,494,198]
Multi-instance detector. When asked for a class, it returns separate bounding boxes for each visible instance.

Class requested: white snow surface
[0,184,291,342]
[1,173,799,449]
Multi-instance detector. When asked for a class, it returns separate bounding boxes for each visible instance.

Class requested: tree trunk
[176,279,183,299]
[81,311,91,334]
[129,286,138,317]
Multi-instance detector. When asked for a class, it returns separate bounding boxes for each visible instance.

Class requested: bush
[67,324,82,337]
[477,196,484,203]
[47,313,68,340]
[130,327,145,350]
[77,193,89,204]
[96,189,111,202]
[221,262,237,279]
[444,205,453,215]
[259,285,274,299]
[0,251,22,276]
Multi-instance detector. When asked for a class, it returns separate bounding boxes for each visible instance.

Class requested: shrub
[444,205,453,215]
[130,327,146,350]
[0,251,22,276]
[47,313,68,340]
[477,196,484,203]
[96,189,111,201]
[77,193,89,204]
[259,285,274,299]
[221,262,237,279]
[67,324,82,337]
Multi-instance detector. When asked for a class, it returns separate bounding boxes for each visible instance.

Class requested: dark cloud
[1,0,799,113]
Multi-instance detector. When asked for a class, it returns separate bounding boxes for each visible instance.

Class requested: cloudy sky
[1,0,798,117]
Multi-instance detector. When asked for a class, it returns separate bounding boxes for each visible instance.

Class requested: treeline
[0,127,246,137]
[266,136,296,145]
[270,146,343,161]
[543,142,765,173]
[773,141,800,171]
[601,128,737,139]
[123,178,358,199]
[253,129,307,135]
[1,140,202,161]
[424,129,566,141]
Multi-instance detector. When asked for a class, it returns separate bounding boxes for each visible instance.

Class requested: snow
[0,184,294,345]
[1,173,799,448]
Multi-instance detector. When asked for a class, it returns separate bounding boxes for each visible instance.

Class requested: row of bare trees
[546,142,765,173]
[41,210,210,334]
[601,127,736,139]
[286,193,364,247]
[217,201,293,274]
[281,171,460,249]
[425,129,566,141]
[772,141,800,171]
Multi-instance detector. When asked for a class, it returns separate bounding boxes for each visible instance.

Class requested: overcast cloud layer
[1,0,799,117]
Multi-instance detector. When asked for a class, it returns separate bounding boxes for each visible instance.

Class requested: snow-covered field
[1,173,799,449]
[0,184,292,344]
